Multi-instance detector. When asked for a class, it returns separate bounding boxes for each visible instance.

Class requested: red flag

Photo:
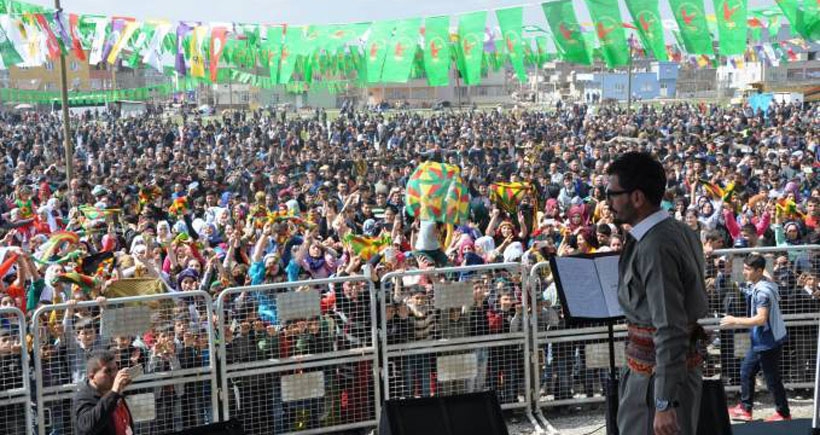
[209,27,227,82]
[34,14,61,60]
[68,13,86,61]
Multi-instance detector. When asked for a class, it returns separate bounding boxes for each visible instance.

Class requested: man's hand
[653,408,679,435]
[111,369,132,394]
[720,315,738,327]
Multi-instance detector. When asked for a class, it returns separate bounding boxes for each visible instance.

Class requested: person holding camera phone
[73,350,134,435]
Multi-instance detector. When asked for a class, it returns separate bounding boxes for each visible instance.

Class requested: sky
[26,0,780,27]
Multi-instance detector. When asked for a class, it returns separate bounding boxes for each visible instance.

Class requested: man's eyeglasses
[605,189,633,199]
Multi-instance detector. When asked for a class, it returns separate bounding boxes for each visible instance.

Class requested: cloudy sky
[26,0,779,27]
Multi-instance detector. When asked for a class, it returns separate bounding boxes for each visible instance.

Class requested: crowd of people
[0,99,817,434]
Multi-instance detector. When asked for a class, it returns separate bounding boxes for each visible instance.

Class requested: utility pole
[626,45,634,116]
[55,0,73,188]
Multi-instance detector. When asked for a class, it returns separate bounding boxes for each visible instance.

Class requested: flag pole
[626,40,633,116]
[55,0,74,192]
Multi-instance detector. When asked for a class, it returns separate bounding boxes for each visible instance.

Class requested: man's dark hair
[86,349,116,377]
[606,152,666,206]
[596,223,612,236]
[704,229,723,244]
[744,254,767,271]
[74,318,96,334]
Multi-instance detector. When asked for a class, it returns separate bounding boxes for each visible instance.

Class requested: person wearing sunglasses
[608,152,708,435]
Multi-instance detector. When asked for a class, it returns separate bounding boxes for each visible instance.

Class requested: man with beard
[606,152,708,435]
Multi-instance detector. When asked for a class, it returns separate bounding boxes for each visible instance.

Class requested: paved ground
[505,390,816,434]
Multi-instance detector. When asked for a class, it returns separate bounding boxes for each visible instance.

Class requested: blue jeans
[740,344,790,417]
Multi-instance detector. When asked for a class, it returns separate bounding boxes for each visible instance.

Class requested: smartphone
[125,364,143,380]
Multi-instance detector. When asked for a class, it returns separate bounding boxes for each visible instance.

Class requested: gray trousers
[618,368,702,435]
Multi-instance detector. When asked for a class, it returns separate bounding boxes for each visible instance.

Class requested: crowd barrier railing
[527,244,819,427]
[527,260,626,431]
[0,306,32,435]
[379,262,542,430]
[216,273,381,435]
[31,290,220,435]
[18,244,818,435]
[710,245,820,392]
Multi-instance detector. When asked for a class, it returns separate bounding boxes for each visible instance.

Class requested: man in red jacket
[73,350,134,435]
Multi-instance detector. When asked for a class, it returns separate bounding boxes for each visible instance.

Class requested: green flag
[456,11,486,85]
[542,0,591,65]
[422,16,451,86]
[265,25,283,84]
[776,0,820,41]
[126,23,155,69]
[496,7,526,82]
[381,18,421,83]
[0,17,23,67]
[365,20,395,83]
[713,0,748,55]
[668,0,714,54]
[585,0,630,67]
[535,36,554,64]
[522,37,535,65]
[624,0,668,61]
[279,25,307,84]
[583,33,600,62]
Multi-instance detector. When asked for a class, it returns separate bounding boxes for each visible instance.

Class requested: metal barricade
[216,274,380,435]
[528,261,625,416]
[709,245,820,392]
[380,262,539,427]
[32,290,220,435]
[0,306,32,435]
[527,244,820,420]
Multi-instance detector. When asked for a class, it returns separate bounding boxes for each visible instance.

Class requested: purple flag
[483,26,496,53]
[54,11,72,49]
[176,22,192,76]
[102,18,126,62]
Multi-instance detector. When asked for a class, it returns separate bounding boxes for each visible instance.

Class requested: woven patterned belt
[625,323,705,376]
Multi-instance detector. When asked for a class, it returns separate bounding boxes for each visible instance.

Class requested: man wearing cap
[607,152,708,435]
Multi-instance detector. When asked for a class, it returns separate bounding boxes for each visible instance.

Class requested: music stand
[549,252,623,435]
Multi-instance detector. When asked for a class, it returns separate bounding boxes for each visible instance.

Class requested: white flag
[762,43,780,68]
[143,23,171,72]
[88,17,108,65]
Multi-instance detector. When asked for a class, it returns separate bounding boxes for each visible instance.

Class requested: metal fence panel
[380,263,533,413]
[32,290,219,435]
[528,245,820,414]
[710,246,820,391]
[216,274,381,435]
[528,261,626,410]
[0,306,32,435]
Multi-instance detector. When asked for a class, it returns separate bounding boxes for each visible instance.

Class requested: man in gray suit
[607,152,708,435]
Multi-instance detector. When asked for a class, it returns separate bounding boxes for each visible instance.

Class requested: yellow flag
[107,21,139,64]
[189,26,206,78]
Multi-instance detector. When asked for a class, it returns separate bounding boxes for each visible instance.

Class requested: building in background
[8,52,102,93]
[574,61,678,102]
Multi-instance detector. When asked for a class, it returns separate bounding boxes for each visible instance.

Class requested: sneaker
[764,412,791,422]
[728,404,753,422]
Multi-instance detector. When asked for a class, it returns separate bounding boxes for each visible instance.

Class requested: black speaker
[174,420,245,435]
[379,391,509,435]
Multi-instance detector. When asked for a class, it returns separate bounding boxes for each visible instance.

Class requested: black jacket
[73,380,132,435]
